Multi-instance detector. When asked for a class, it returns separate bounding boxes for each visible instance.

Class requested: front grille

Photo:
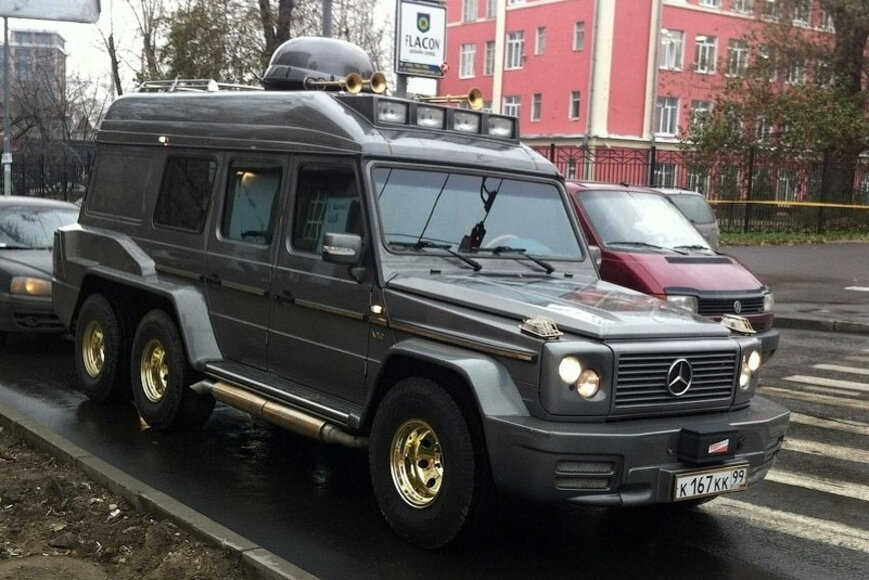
[554,460,616,491]
[615,350,737,410]
[698,296,765,316]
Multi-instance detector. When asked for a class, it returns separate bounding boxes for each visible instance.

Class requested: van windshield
[373,167,583,261]
[579,190,710,250]
[667,194,717,224]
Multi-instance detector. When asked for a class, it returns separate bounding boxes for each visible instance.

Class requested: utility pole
[3,17,11,196]
[322,0,332,37]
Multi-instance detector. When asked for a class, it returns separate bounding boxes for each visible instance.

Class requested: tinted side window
[220,160,282,245]
[154,157,216,232]
[87,149,149,220]
[292,166,362,253]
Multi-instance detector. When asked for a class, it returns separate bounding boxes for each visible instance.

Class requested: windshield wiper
[672,244,711,252]
[606,241,687,254]
[469,246,555,274]
[389,240,482,271]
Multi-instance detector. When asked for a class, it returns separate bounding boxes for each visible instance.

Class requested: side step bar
[191,380,368,448]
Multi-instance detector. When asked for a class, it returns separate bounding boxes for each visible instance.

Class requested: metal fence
[535,143,869,233]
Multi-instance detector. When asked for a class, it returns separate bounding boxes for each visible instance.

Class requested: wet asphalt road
[1,329,867,580]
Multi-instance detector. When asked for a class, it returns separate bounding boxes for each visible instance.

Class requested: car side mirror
[322,232,362,265]
[588,244,602,267]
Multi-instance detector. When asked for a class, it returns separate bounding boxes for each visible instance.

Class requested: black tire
[0,331,7,348]
[369,377,489,549]
[74,293,130,403]
[130,309,214,430]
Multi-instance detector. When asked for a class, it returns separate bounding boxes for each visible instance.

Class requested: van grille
[698,296,765,316]
[615,350,737,410]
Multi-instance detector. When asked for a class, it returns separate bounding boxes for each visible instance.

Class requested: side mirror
[322,232,362,265]
[588,244,602,267]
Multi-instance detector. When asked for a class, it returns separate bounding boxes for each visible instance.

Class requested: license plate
[673,464,749,501]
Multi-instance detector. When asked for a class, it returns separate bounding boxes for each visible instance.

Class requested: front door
[268,161,372,404]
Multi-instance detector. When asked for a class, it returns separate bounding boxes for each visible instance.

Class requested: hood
[0,249,53,279]
[612,251,763,293]
[386,273,731,340]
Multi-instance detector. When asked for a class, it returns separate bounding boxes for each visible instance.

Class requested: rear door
[268,160,373,404]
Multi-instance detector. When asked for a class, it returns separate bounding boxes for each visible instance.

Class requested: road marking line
[844,356,869,364]
[793,385,867,398]
[759,387,869,411]
[789,412,869,436]
[783,375,869,393]
[705,498,869,553]
[812,364,869,377]
[766,468,869,502]
[845,286,869,292]
[782,438,869,464]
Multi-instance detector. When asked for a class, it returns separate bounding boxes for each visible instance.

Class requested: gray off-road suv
[53,38,789,548]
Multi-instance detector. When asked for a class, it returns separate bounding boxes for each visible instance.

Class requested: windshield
[667,194,717,224]
[0,206,79,249]
[578,190,710,250]
[373,167,583,261]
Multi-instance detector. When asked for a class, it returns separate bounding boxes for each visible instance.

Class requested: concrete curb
[0,401,318,580]
[774,316,869,335]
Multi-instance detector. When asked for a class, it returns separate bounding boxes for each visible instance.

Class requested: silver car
[656,188,720,249]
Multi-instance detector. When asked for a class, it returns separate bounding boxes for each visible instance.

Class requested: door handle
[274,290,294,303]
[203,273,221,285]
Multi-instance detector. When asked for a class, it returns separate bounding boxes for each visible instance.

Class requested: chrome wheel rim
[140,339,168,403]
[82,320,105,378]
[390,419,443,508]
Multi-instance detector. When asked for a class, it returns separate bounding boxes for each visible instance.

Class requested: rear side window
[292,165,362,253]
[154,157,216,232]
[87,149,149,220]
[220,160,282,245]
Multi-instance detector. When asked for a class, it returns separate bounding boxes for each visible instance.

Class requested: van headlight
[559,356,601,399]
[11,276,52,296]
[666,295,699,313]
[763,292,775,312]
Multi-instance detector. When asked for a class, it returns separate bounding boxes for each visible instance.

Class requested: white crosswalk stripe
[844,355,869,364]
[812,363,869,376]
[782,438,869,464]
[759,386,869,410]
[704,498,869,553]
[783,375,869,393]
[789,412,869,435]
[765,469,869,502]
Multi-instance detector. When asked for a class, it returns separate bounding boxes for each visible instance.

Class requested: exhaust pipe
[191,380,368,448]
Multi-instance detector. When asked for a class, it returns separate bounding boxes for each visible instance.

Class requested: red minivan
[567,181,779,361]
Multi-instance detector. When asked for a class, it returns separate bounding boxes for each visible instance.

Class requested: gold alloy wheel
[82,320,105,378]
[140,339,169,403]
[390,419,443,508]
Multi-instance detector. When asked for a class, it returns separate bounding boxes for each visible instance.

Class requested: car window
[154,156,216,233]
[668,194,716,224]
[374,167,582,260]
[292,165,362,254]
[0,206,79,249]
[220,160,282,245]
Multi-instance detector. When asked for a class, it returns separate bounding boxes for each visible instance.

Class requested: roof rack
[135,79,263,93]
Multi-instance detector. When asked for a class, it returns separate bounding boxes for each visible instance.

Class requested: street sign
[0,0,100,23]
[395,0,446,78]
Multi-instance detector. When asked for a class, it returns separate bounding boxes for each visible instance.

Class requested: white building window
[654,163,677,188]
[819,9,835,31]
[727,39,749,76]
[732,0,754,14]
[486,0,496,19]
[574,22,586,51]
[694,35,717,74]
[459,44,476,78]
[656,96,680,136]
[505,31,525,70]
[786,58,806,84]
[776,170,798,201]
[569,91,581,119]
[792,0,810,26]
[484,41,496,76]
[659,29,684,70]
[535,27,546,55]
[531,93,542,122]
[688,171,709,195]
[690,100,713,128]
[462,0,476,23]
[699,0,721,8]
[503,95,521,117]
[755,117,772,142]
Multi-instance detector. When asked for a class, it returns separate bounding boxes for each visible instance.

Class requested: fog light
[376,99,408,124]
[416,106,445,128]
[577,370,600,399]
[453,111,480,133]
[558,356,581,384]
[739,367,752,389]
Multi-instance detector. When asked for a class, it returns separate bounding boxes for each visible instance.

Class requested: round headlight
[747,350,761,372]
[558,356,582,384]
[577,369,601,399]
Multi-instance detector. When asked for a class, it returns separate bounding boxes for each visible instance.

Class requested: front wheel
[130,309,214,430]
[369,377,488,549]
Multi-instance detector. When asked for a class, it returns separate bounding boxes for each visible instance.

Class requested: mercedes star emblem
[666,358,693,396]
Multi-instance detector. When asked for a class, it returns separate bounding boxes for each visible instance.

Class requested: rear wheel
[130,309,214,430]
[369,377,488,549]
[75,294,130,403]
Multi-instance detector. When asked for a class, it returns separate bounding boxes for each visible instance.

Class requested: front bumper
[756,328,780,362]
[484,396,789,506]
[0,292,66,335]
